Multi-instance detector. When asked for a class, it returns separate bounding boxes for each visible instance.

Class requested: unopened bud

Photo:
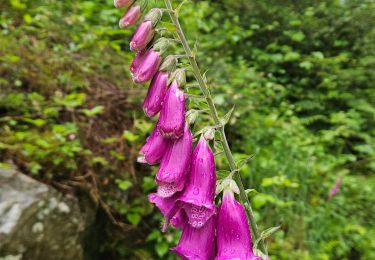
[114,0,134,8]
[169,69,186,87]
[144,8,163,27]
[203,127,215,141]
[160,55,177,73]
[186,109,199,125]
[153,37,170,55]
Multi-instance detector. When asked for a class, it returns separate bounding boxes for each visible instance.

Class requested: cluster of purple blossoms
[115,2,261,259]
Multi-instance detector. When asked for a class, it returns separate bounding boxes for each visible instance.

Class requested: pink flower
[171,214,216,260]
[158,80,186,139]
[119,5,141,28]
[328,176,342,199]
[156,125,193,198]
[131,48,161,83]
[114,0,134,8]
[148,193,186,229]
[143,71,168,117]
[216,190,261,260]
[165,137,216,229]
[130,21,154,51]
[137,124,169,165]
[130,50,145,74]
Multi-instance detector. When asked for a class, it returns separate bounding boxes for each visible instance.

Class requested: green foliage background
[1,0,374,259]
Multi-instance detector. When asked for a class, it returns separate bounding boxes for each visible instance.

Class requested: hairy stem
[164,0,268,256]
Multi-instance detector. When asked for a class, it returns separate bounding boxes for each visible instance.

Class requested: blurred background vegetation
[1,0,374,259]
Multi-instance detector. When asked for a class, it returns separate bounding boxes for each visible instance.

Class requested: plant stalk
[163,0,268,256]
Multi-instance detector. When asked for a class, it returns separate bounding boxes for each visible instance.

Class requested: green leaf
[127,213,141,225]
[115,179,133,191]
[82,106,104,116]
[155,242,169,257]
[123,130,139,142]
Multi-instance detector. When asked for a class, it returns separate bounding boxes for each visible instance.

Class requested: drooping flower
[119,5,141,28]
[143,71,168,116]
[114,0,134,8]
[171,214,216,260]
[143,56,177,117]
[216,190,261,260]
[158,80,185,139]
[131,48,161,83]
[130,50,145,74]
[137,124,169,165]
[156,125,193,198]
[148,193,186,229]
[168,136,216,229]
[130,20,154,51]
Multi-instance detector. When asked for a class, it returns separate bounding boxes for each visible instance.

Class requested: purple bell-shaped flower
[216,190,261,260]
[167,137,216,229]
[148,193,185,229]
[143,71,168,117]
[158,80,185,139]
[171,214,216,260]
[114,0,134,8]
[137,124,169,165]
[130,20,154,51]
[131,48,161,83]
[156,125,192,198]
[119,5,141,28]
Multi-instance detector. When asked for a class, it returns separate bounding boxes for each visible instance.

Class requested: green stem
[163,0,268,256]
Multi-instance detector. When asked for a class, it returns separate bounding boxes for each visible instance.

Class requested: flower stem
[163,0,268,256]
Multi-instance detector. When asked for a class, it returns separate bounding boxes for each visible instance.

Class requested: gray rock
[0,167,98,260]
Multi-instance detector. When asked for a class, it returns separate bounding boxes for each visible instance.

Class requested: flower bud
[148,193,186,229]
[130,21,155,51]
[158,80,186,139]
[159,55,177,73]
[203,127,215,141]
[152,37,171,56]
[156,125,193,197]
[143,71,168,117]
[171,214,216,260]
[144,8,163,27]
[131,48,161,83]
[216,190,261,260]
[114,0,134,8]
[168,68,186,87]
[137,124,169,165]
[119,5,141,28]
[186,110,199,125]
